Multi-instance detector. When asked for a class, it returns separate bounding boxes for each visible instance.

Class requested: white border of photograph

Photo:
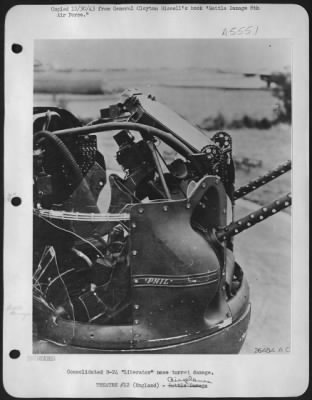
[3,4,309,398]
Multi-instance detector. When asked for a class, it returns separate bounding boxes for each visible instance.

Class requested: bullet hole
[9,349,20,359]
[11,44,23,54]
[11,196,22,206]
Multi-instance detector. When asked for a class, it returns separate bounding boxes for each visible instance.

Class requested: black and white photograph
[32,39,291,354]
[3,4,308,398]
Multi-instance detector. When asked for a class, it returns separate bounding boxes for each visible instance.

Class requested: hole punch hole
[11,43,23,54]
[11,196,22,206]
[9,349,21,359]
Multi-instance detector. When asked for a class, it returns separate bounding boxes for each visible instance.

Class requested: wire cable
[37,214,106,258]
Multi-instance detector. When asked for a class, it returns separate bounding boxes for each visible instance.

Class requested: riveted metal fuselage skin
[34,176,250,353]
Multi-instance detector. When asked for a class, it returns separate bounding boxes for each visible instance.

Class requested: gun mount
[217,193,292,241]
[33,91,291,354]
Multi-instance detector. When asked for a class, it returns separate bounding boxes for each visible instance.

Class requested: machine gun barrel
[217,193,291,241]
[233,160,291,200]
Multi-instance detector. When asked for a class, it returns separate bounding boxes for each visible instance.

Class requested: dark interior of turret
[33,106,234,326]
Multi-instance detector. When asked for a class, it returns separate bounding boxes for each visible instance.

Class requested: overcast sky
[35,39,290,73]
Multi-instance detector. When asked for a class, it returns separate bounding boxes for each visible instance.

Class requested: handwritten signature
[168,376,212,385]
